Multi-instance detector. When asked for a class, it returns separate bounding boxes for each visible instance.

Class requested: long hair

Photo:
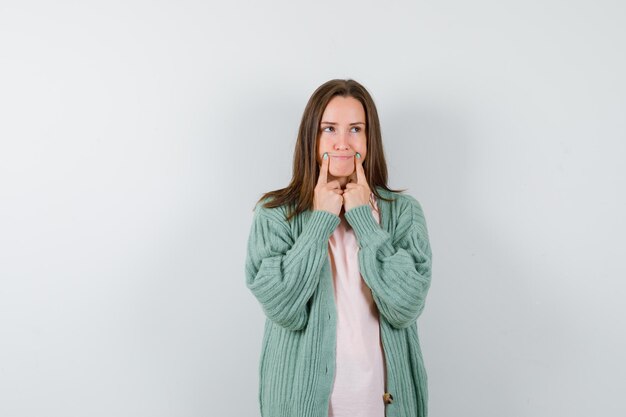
[256,79,406,221]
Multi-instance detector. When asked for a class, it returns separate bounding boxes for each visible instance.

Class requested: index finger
[317,153,329,185]
[355,154,366,184]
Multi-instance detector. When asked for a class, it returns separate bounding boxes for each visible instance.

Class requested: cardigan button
[383,392,394,404]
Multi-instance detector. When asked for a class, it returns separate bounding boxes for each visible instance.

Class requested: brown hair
[255,78,406,221]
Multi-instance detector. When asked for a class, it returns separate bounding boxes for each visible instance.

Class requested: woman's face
[316,95,367,180]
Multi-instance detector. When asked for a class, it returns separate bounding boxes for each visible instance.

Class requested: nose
[334,131,350,150]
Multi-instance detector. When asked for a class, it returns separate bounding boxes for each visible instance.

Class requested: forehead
[321,96,366,122]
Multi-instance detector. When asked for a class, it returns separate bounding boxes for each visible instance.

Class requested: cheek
[317,140,330,155]
[316,142,326,162]
[356,136,367,153]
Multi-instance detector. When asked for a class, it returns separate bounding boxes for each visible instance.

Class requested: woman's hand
[313,153,344,216]
[343,154,371,212]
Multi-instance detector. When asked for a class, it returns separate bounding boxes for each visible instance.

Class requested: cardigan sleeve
[344,196,432,329]
[245,205,340,331]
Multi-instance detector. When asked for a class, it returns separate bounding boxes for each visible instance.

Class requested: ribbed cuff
[344,204,382,246]
[303,210,341,242]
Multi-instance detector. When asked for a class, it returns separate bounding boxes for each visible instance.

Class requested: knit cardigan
[245,186,433,417]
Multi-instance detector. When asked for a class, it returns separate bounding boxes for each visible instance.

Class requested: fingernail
[323,152,328,160]
[356,152,361,159]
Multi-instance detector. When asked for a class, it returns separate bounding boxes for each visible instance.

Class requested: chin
[331,169,354,177]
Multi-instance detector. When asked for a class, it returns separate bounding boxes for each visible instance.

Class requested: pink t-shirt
[328,195,386,417]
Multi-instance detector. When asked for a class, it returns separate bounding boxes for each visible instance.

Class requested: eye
[321,126,334,133]
[350,126,362,133]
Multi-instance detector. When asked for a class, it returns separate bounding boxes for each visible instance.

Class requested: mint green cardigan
[245,186,432,417]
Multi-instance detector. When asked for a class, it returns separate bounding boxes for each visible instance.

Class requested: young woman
[245,79,433,417]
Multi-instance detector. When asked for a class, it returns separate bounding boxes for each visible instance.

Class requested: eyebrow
[320,121,366,125]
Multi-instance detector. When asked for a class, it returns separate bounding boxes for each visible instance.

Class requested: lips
[331,154,355,160]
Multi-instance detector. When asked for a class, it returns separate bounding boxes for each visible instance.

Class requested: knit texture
[245,186,432,417]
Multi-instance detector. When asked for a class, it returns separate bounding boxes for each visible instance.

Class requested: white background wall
[1,1,624,416]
